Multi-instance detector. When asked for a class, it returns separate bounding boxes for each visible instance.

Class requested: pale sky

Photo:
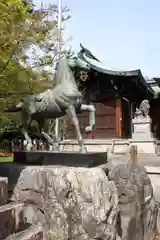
[33,0,160,78]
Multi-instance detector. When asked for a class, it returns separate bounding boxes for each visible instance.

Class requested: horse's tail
[4,102,23,112]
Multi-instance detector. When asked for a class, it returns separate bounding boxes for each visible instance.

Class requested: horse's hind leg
[22,116,33,151]
[38,119,60,151]
[66,105,87,153]
[41,132,60,151]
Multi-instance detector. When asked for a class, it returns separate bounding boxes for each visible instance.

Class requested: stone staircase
[60,138,130,154]
[0,177,43,240]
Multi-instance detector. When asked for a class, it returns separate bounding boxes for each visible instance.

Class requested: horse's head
[67,53,90,71]
[54,53,90,86]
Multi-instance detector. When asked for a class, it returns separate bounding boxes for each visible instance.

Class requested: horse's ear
[80,43,84,50]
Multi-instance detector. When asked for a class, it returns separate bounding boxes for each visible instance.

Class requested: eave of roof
[78,44,154,95]
[78,44,143,76]
[152,78,160,86]
[147,78,160,97]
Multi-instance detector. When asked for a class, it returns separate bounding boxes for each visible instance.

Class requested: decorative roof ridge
[78,44,143,77]
[78,43,153,95]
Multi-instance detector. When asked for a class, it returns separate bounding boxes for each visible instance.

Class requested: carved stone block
[0,202,26,239]
[13,151,107,167]
[4,225,43,240]
[131,117,156,153]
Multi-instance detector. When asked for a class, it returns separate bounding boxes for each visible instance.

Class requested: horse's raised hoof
[79,146,87,154]
[85,125,95,133]
[85,126,92,133]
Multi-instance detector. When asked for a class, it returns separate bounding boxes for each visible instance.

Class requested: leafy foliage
[0,0,68,129]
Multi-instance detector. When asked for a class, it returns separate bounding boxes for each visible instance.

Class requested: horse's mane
[54,56,77,87]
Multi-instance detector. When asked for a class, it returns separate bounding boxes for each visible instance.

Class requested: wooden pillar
[116,98,121,138]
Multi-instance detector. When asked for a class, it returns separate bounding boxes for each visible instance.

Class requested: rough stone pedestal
[131,117,156,153]
[10,166,121,240]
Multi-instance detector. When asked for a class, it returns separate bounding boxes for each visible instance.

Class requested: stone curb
[145,166,160,174]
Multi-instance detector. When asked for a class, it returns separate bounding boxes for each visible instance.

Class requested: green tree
[0,0,64,128]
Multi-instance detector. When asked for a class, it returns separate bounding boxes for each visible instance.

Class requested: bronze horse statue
[6,54,95,153]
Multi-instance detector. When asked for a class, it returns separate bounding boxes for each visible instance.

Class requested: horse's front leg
[80,104,96,133]
[66,105,87,153]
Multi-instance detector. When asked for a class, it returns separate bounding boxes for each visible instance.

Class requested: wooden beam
[116,99,121,138]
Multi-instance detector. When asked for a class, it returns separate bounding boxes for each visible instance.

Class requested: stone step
[60,138,130,153]
[0,202,26,240]
[0,177,8,205]
[4,225,43,240]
